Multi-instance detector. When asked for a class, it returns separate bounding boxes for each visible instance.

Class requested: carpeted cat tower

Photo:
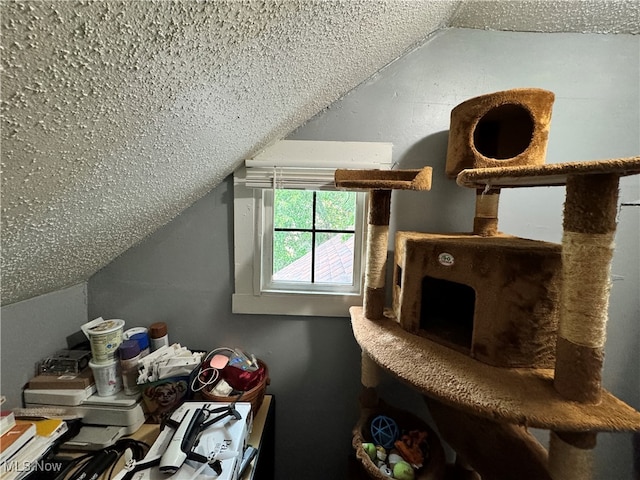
[336,88,640,480]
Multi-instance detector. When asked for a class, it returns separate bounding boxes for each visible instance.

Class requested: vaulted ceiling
[1,0,638,306]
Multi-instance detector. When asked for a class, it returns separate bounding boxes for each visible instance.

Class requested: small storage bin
[200,359,269,415]
[352,399,446,480]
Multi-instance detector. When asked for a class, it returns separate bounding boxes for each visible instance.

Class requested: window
[232,140,392,317]
[267,189,362,291]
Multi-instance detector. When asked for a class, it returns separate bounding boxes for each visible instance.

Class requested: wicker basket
[200,359,269,415]
[352,399,446,480]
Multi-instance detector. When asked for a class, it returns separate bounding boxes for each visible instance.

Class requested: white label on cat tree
[438,252,454,266]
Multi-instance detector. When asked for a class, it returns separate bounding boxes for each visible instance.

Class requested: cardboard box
[29,367,94,390]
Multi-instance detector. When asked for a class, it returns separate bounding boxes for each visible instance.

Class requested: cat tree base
[350,306,640,433]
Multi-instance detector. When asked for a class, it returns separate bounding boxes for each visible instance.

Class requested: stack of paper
[0,418,68,480]
[1,411,16,436]
[0,422,36,465]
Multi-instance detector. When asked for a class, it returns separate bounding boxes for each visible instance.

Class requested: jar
[149,322,169,351]
[119,340,141,395]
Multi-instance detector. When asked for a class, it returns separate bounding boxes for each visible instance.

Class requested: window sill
[231,292,361,317]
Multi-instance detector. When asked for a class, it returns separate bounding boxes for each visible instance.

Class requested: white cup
[89,359,123,396]
[82,319,125,364]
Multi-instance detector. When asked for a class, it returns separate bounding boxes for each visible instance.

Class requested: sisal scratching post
[364,189,391,320]
[548,431,596,480]
[474,188,501,236]
[359,350,381,409]
[554,173,619,403]
[361,350,381,389]
[549,173,617,479]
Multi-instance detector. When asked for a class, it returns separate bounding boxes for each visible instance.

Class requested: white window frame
[261,188,366,295]
[232,140,392,317]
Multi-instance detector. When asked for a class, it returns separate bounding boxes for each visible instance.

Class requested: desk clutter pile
[2,317,269,480]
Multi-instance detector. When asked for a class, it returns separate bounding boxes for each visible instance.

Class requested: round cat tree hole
[473,103,534,160]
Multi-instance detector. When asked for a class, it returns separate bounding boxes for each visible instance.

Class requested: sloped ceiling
[1,0,638,306]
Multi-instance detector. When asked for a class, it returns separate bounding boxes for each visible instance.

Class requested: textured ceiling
[1,0,638,306]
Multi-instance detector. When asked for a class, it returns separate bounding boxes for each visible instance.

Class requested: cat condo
[336,88,640,479]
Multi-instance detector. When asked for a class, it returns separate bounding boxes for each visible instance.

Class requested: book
[1,420,68,480]
[28,368,94,390]
[0,411,16,436]
[24,418,65,438]
[0,422,36,465]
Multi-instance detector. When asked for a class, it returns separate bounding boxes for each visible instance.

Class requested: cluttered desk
[1,318,275,480]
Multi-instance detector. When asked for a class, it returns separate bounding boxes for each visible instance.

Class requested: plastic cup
[89,359,123,396]
[83,319,125,364]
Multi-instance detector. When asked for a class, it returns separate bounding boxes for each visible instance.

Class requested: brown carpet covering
[335,167,432,190]
[456,156,640,189]
[351,306,640,433]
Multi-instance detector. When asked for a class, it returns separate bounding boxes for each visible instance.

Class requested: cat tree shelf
[335,166,432,190]
[351,306,640,432]
[456,156,640,188]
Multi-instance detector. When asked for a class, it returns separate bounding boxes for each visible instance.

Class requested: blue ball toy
[370,415,400,449]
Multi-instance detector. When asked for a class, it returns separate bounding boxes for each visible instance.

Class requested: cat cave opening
[420,275,475,353]
[473,104,534,160]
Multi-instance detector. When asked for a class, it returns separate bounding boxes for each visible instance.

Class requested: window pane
[272,231,312,282]
[274,190,313,229]
[315,191,356,230]
[314,232,354,284]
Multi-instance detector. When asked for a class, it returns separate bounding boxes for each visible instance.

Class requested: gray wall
[1,283,88,404]
[2,28,638,479]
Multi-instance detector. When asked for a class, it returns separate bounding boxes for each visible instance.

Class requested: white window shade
[243,167,337,190]
[241,140,393,190]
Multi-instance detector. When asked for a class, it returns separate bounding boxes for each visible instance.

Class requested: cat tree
[336,88,640,479]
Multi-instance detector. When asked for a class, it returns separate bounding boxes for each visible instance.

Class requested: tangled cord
[106,439,150,479]
[51,438,150,480]
[189,347,238,393]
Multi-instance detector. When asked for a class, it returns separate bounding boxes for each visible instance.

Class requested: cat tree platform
[335,166,433,191]
[456,156,640,188]
[351,306,640,433]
